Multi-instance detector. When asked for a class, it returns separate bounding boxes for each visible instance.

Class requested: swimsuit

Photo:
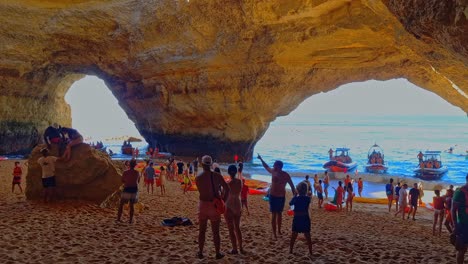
[269,195,286,212]
[198,201,221,222]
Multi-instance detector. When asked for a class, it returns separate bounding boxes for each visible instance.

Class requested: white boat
[365,143,388,173]
[414,151,448,180]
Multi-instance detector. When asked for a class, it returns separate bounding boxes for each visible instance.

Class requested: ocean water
[246,115,468,184]
[41,115,467,185]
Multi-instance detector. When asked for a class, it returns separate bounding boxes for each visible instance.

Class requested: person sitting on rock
[43,123,63,148]
[60,127,83,162]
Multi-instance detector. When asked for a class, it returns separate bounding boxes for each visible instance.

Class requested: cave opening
[254,78,468,183]
[64,75,147,156]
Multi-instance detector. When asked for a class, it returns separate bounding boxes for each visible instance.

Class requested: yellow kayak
[354,197,388,204]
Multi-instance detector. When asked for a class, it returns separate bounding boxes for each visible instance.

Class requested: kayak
[354,197,388,204]
[249,188,268,195]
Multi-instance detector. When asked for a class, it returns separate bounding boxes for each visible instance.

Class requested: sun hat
[201,155,213,166]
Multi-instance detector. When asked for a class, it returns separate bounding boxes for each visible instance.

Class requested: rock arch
[0,0,466,160]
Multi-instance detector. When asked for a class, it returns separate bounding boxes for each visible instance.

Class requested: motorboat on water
[414,151,448,180]
[323,148,357,172]
[365,143,388,173]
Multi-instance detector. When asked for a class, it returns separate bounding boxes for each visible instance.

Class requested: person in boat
[60,127,84,162]
[417,151,424,163]
[328,148,334,160]
[434,160,441,169]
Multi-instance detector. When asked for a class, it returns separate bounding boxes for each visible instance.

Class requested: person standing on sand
[357,178,363,197]
[451,174,468,264]
[394,182,401,212]
[432,190,445,236]
[335,181,344,211]
[258,154,296,240]
[192,157,199,176]
[159,166,166,196]
[196,155,230,260]
[116,159,140,224]
[302,175,312,197]
[418,182,424,206]
[385,178,394,212]
[408,183,420,220]
[445,188,454,233]
[12,161,23,193]
[313,174,319,196]
[225,165,244,254]
[346,182,354,212]
[38,148,63,203]
[317,180,324,208]
[289,182,312,256]
[144,161,155,194]
[323,171,330,199]
[394,184,408,220]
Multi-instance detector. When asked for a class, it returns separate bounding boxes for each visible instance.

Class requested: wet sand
[0,159,456,263]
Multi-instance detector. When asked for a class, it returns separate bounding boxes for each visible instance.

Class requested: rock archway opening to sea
[64,75,147,154]
[253,78,468,181]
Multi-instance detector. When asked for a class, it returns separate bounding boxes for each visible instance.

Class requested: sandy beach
[0,159,457,263]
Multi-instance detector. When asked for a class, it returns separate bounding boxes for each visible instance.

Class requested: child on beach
[357,178,363,197]
[289,182,312,255]
[159,166,166,196]
[317,180,324,208]
[182,165,192,194]
[241,179,249,216]
[12,161,23,193]
[346,182,354,212]
[432,190,445,236]
[394,184,408,220]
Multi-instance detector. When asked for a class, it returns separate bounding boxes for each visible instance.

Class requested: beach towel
[161,217,193,227]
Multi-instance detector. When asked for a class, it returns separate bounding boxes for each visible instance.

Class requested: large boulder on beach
[26,144,122,203]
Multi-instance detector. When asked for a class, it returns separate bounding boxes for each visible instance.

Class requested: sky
[65,76,465,140]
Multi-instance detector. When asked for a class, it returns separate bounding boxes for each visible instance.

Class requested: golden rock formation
[27,143,121,202]
[0,0,467,160]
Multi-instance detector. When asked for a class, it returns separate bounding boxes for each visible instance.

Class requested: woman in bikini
[225,164,244,254]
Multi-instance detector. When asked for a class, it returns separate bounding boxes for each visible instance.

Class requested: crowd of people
[27,125,468,262]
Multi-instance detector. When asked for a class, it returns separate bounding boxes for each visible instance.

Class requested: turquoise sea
[105,114,467,185]
[248,114,468,184]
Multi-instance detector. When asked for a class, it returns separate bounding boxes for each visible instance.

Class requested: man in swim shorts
[258,154,296,240]
[195,155,229,260]
[385,178,394,212]
[145,161,155,194]
[37,148,63,203]
[116,159,140,224]
[408,183,420,220]
[452,174,468,264]
[323,171,330,199]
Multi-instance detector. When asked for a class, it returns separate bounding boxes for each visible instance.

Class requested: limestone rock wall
[26,144,122,202]
[0,0,467,160]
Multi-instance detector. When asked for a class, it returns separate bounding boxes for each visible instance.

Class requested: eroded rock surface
[1,0,467,160]
[26,144,121,202]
